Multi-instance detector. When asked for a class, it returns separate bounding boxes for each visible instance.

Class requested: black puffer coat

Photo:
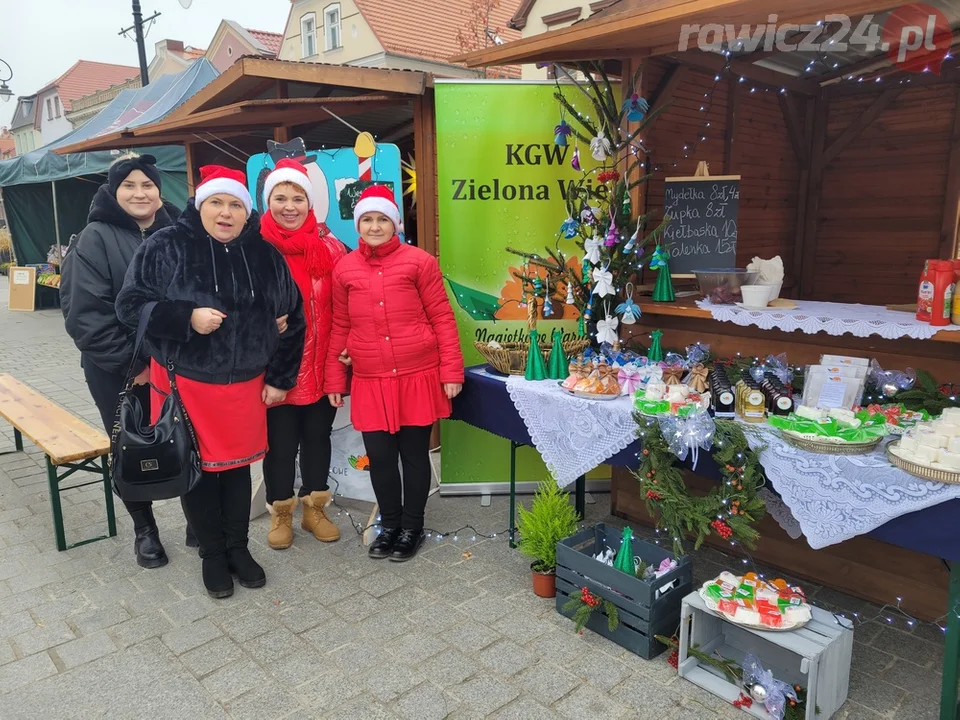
[61,185,175,374]
[116,200,305,390]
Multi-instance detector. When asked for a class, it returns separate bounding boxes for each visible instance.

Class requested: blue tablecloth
[452,365,960,561]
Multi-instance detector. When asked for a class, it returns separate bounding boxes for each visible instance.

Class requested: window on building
[301,13,317,57]
[46,98,53,120]
[54,97,61,118]
[324,4,341,51]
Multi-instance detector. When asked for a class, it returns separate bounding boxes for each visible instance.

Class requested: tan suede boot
[301,491,340,542]
[266,498,297,550]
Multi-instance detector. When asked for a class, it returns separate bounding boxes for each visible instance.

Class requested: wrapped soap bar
[941,407,960,423]
[759,612,783,628]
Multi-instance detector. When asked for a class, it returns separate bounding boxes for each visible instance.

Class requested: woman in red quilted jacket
[326,185,464,562]
[260,160,347,550]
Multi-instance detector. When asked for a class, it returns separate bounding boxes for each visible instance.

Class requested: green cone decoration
[547,328,568,379]
[525,329,549,381]
[648,329,664,362]
[613,526,635,575]
[577,314,586,338]
[652,259,676,303]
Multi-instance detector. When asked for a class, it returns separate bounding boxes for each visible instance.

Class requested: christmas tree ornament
[590,132,612,162]
[649,244,669,271]
[622,173,633,215]
[584,234,602,264]
[542,277,553,318]
[548,327,568,379]
[622,93,650,122]
[741,653,799,720]
[604,212,619,247]
[571,143,581,171]
[624,218,640,253]
[560,216,579,238]
[596,314,619,346]
[592,266,614,297]
[652,259,676,303]
[554,118,572,146]
[577,315,586,337]
[533,276,543,294]
[524,297,548,381]
[648,329,664,362]
[613,526,635,575]
[616,284,641,324]
[565,280,575,305]
[583,293,595,321]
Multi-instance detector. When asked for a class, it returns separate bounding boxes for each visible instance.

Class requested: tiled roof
[0,135,15,159]
[40,60,139,111]
[245,28,283,57]
[177,46,207,60]
[354,0,523,75]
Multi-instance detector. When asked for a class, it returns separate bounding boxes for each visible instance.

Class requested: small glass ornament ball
[882,382,899,398]
[749,683,768,704]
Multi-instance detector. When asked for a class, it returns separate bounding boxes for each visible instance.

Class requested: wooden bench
[0,373,116,551]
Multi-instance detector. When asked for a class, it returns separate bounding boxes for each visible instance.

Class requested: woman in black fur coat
[117,165,306,599]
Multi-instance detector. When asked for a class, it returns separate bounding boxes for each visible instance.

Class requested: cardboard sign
[7,267,36,312]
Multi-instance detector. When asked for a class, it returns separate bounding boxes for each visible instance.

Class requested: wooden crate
[678,591,854,719]
[555,523,693,659]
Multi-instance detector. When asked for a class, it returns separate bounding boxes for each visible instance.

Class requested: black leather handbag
[111,302,202,502]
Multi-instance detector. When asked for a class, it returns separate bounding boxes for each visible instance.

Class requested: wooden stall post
[413,90,438,258]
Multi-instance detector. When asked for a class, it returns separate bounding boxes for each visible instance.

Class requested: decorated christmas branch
[562,586,620,634]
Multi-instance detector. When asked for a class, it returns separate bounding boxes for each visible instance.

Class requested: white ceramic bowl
[740,285,771,308]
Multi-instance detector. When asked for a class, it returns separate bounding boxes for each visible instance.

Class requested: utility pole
[120,0,161,87]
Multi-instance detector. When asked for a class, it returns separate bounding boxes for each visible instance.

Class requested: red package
[718,599,740,615]
[759,613,783,628]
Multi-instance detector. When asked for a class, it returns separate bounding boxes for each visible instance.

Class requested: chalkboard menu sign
[662,175,740,274]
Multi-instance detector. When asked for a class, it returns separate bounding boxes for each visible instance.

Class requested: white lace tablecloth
[504,377,636,487]
[746,426,960,549]
[695,299,960,340]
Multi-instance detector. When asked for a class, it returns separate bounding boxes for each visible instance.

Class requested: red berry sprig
[710,518,733,540]
[646,490,663,500]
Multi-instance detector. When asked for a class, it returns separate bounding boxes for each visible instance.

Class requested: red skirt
[350,367,451,434]
[150,360,267,471]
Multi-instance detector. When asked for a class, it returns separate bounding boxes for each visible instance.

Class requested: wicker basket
[780,430,883,455]
[475,338,591,376]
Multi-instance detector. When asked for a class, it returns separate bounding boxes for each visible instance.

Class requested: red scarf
[260,211,334,320]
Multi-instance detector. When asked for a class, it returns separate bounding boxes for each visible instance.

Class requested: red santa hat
[353,184,403,233]
[195,165,252,215]
[263,158,315,209]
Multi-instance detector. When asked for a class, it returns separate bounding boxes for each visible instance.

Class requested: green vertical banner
[435,80,611,491]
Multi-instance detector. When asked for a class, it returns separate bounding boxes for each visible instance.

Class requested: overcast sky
[1,0,290,128]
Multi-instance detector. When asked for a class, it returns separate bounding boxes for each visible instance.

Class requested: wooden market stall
[453,1,960,618]
[54,57,440,255]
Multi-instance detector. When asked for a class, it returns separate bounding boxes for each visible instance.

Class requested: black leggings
[263,400,338,504]
[81,356,154,528]
[180,466,252,558]
[362,424,433,531]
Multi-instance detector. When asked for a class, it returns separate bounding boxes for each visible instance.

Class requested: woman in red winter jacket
[260,160,347,550]
[326,185,464,562]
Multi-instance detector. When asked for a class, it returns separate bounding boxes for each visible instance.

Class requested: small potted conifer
[516,479,580,598]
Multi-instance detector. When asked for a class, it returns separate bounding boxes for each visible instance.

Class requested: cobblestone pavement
[0,276,943,719]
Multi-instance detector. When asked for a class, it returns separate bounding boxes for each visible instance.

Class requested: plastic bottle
[929,260,955,327]
[952,260,960,325]
[916,259,936,321]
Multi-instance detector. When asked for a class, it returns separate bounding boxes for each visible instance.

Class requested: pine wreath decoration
[562,586,620,634]
[635,416,766,556]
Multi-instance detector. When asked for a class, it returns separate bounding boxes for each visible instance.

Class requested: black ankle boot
[202,554,234,598]
[227,547,266,589]
[368,527,401,559]
[134,526,169,569]
[389,529,425,562]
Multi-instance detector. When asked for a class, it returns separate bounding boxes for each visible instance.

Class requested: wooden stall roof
[455,0,900,64]
[54,57,430,155]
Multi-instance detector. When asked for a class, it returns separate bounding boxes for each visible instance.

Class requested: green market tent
[0,59,218,264]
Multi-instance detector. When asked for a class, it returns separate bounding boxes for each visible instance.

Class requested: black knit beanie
[108,153,162,196]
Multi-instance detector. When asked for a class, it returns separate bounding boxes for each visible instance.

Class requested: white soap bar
[940,408,960,423]
[919,433,947,449]
[938,450,960,471]
[796,405,826,420]
[914,445,939,463]
[899,436,919,453]
[736,609,761,626]
[933,421,960,438]
[784,605,813,625]
[948,437,960,454]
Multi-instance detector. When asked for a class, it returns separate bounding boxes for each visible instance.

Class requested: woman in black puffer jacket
[61,153,187,570]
